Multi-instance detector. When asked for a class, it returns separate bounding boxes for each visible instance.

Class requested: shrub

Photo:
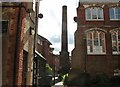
[65,72,91,86]
[46,64,53,75]
[110,76,120,86]
[65,72,120,87]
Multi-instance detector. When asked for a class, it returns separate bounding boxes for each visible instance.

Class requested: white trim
[113,52,120,54]
[110,19,120,21]
[86,19,104,21]
[87,52,106,55]
[111,30,120,55]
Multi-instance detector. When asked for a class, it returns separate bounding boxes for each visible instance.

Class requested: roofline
[37,34,52,45]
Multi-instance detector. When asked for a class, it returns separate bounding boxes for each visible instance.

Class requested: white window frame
[85,7,104,20]
[86,31,106,55]
[109,7,120,20]
[111,30,120,54]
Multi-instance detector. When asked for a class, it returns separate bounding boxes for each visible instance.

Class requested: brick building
[1,1,40,86]
[36,34,60,72]
[71,0,120,77]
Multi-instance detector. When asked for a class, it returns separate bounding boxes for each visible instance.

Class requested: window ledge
[110,19,120,21]
[87,53,106,55]
[86,19,104,21]
[112,52,120,55]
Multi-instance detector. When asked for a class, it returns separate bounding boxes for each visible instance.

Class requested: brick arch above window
[109,28,120,33]
[84,27,107,34]
[83,4,104,8]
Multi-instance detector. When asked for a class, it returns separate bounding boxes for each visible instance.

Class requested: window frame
[111,30,120,54]
[109,7,120,20]
[85,6,104,21]
[86,30,106,55]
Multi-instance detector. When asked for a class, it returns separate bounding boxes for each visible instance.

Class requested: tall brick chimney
[59,5,70,75]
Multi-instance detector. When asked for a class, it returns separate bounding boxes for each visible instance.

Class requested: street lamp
[38,13,43,19]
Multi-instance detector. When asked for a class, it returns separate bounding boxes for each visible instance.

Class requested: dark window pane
[86,8,91,19]
[118,8,120,19]
[112,46,117,51]
[112,34,116,41]
[0,21,8,33]
[109,8,114,19]
[94,38,99,46]
[119,43,120,51]
[118,34,120,41]
[92,7,97,19]
[98,8,103,19]
[100,39,102,46]
[115,7,120,19]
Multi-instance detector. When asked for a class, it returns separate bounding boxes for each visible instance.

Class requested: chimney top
[63,5,67,8]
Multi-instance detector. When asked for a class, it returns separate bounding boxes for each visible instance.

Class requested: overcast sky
[38,0,79,55]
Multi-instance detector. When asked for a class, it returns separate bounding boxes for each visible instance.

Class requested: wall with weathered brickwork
[71,2,120,77]
[2,2,28,85]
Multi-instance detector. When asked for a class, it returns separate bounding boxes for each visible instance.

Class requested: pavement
[51,82,65,87]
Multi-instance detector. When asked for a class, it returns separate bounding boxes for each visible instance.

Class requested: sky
[38,0,79,55]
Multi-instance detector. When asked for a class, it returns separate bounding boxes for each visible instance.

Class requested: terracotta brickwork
[2,2,27,85]
[37,35,60,71]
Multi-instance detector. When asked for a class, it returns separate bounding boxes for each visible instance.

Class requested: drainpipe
[32,1,39,86]
[13,2,22,86]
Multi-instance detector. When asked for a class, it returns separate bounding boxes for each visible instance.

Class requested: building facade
[1,1,40,86]
[37,34,60,71]
[71,0,120,77]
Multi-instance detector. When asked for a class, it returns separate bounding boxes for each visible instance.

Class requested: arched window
[109,7,120,20]
[85,7,104,20]
[111,30,120,54]
[86,30,106,54]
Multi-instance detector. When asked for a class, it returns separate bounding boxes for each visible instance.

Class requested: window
[86,7,104,20]
[86,30,106,54]
[111,30,120,54]
[109,7,120,20]
[114,69,120,76]
[0,20,8,34]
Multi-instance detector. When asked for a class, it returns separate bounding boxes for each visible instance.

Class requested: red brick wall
[16,3,26,85]
[2,2,27,85]
[37,38,60,70]
[2,7,19,85]
[71,3,120,76]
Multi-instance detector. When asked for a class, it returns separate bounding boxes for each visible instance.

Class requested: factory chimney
[59,5,70,75]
